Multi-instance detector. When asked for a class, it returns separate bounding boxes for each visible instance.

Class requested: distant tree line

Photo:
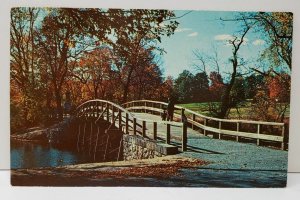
[171,68,290,121]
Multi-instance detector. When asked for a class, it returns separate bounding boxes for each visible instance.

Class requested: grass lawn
[177,102,213,116]
[177,101,290,120]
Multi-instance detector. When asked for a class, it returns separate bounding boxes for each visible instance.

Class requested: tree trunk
[122,67,134,103]
[54,89,63,119]
[218,58,237,118]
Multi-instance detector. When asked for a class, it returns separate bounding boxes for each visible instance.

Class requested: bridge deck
[132,112,287,171]
[130,112,201,140]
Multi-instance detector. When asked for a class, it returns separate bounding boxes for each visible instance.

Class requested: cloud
[175,28,192,33]
[215,34,249,46]
[187,32,198,37]
[214,34,235,41]
[243,38,249,45]
[252,39,265,46]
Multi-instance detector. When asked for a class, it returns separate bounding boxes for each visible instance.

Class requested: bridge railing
[123,100,287,150]
[75,99,188,151]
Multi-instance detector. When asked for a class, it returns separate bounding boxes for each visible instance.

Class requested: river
[11,141,95,169]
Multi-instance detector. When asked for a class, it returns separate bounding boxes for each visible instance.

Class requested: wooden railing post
[182,123,187,151]
[153,122,157,140]
[257,124,261,146]
[236,122,240,142]
[151,102,154,114]
[166,124,171,144]
[112,106,115,125]
[218,121,222,139]
[192,114,196,129]
[125,113,129,134]
[281,125,285,150]
[204,119,207,136]
[106,103,109,121]
[96,102,99,118]
[133,118,137,135]
[118,110,122,130]
[181,109,184,122]
[142,121,146,137]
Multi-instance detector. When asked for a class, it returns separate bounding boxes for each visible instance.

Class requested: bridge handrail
[123,99,286,150]
[75,99,188,151]
[76,99,183,126]
[123,99,284,126]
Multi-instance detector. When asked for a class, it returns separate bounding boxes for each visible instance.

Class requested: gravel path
[133,113,288,187]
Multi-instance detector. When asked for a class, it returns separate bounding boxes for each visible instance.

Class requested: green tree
[244,74,264,99]
[191,72,210,102]
[174,70,194,103]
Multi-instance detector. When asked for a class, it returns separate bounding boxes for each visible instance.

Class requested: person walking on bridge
[167,97,175,121]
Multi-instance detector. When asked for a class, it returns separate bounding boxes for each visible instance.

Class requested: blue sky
[159,10,268,79]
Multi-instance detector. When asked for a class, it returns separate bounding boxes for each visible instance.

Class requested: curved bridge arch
[75,99,188,151]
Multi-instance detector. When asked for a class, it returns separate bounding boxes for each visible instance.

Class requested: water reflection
[11,141,88,169]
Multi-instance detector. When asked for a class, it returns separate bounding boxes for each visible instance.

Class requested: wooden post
[96,102,99,118]
[142,121,146,137]
[182,123,187,151]
[106,103,109,121]
[236,122,240,142]
[144,102,146,113]
[257,124,261,146]
[204,119,207,136]
[89,122,93,155]
[77,124,81,152]
[118,110,122,130]
[153,122,157,140]
[166,124,171,144]
[103,135,110,160]
[181,109,185,122]
[151,102,154,114]
[112,107,115,125]
[218,121,222,139]
[92,103,95,118]
[192,114,196,130]
[281,125,285,150]
[133,118,137,135]
[125,113,129,134]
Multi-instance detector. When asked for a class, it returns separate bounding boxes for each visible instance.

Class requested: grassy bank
[178,101,290,120]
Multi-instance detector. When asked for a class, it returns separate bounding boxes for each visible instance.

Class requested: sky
[159,10,268,79]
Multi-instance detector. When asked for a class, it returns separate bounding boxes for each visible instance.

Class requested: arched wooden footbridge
[74,99,287,153]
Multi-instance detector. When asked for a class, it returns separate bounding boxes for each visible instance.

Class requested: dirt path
[11,156,208,186]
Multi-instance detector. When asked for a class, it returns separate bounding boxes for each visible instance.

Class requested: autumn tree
[73,47,114,100]
[10,8,47,130]
[130,51,163,100]
[208,71,225,102]
[111,10,178,102]
[158,76,175,101]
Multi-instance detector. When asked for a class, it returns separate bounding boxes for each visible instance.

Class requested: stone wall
[123,134,178,161]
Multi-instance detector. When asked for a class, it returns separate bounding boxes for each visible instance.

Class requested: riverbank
[11,155,208,186]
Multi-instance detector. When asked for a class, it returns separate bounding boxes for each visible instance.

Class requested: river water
[11,141,93,169]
